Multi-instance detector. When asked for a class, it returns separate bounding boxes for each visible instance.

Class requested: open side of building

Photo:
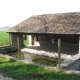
[7,12,80,55]
[6,12,80,70]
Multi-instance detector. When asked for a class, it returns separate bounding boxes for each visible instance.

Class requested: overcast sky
[0,0,80,27]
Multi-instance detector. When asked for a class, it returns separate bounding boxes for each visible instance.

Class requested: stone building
[7,12,80,54]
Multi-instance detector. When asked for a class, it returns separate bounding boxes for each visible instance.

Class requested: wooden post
[58,39,61,69]
[9,33,12,46]
[79,36,80,53]
[32,35,34,45]
[9,33,11,46]
[17,37,20,55]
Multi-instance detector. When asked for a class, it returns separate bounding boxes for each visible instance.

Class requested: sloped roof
[8,12,80,34]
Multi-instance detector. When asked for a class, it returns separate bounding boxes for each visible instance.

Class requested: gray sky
[0,0,80,27]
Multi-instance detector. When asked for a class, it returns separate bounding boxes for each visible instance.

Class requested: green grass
[24,36,29,45]
[0,31,29,46]
[0,31,9,46]
[0,57,80,80]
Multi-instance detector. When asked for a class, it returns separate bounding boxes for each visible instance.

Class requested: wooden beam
[58,39,61,69]
[17,37,20,55]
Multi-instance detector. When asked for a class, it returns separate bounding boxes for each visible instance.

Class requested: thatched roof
[7,12,80,34]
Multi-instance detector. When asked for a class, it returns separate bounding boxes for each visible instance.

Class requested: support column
[58,39,61,69]
[9,33,17,47]
[9,33,24,49]
[28,35,35,45]
[79,36,80,53]
[9,33,12,46]
[28,35,31,45]
[32,35,35,45]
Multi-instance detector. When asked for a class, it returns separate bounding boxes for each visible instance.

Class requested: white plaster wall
[28,35,32,45]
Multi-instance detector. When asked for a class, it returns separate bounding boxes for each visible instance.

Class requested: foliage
[24,36,29,45]
[0,57,80,80]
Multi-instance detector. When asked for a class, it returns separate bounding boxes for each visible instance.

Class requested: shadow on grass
[0,59,80,80]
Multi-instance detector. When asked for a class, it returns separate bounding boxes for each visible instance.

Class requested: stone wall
[9,33,24,49]
[38,34,79,45]
[38,34,56,48]
[61,54,80,70]
[0,46,17,54]
[37,34,79,53]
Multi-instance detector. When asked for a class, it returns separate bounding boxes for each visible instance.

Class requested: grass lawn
[0,57,80,80]
[24,36,29,45]
[0,31,9,46]
[0,31,28,46]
